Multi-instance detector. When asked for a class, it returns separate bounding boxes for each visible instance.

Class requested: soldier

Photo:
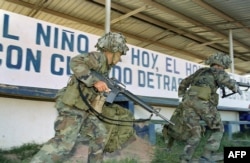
[30,32,133,163]
[177,53,242,163]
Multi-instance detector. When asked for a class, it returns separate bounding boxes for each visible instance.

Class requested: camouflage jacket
[57,51,111,110]
[70,51,111,86]
[178,67,237,98]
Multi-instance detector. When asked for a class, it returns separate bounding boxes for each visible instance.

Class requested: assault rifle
[92,71,174,125]
[221,82,250,98]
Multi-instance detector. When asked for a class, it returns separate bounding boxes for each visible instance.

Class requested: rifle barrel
[122,90,174,125]
[92,71,174,125]
[237,82,250,87]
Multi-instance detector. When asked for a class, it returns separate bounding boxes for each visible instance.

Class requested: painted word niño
[0,14,90,75]
[2,14,89,53]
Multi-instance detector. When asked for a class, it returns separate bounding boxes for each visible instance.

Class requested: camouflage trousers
[30,106,107,163]
[180,95,224,162]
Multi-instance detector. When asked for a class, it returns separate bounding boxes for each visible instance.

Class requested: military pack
[162,103,191,142]
[101,104,135,153]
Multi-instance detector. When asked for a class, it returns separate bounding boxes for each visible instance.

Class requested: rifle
[221,82,250,98]
[92,71,174,125]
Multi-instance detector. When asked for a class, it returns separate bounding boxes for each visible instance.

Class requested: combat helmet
[205,52,232,69]
[95,32,129,55]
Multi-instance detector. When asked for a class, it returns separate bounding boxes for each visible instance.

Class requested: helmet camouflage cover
[95,32,129,55]
[205,52,232,69]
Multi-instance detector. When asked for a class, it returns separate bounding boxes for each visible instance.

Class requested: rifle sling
[77,80,151,124]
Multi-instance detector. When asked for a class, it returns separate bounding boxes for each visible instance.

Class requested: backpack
[101,104,135,153]
[162,103,191,142]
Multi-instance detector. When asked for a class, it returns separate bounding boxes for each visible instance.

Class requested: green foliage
[151,133,185,163]
[152,130,250,163]
[0,144,41,163]
[231,130,250,140]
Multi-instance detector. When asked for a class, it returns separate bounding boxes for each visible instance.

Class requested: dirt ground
[1,136,225,163]
[68,136,155,163]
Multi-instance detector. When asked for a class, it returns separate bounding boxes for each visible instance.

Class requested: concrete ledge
[1,84,249,111]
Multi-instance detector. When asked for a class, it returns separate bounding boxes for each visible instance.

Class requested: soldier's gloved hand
[178,96,183,102]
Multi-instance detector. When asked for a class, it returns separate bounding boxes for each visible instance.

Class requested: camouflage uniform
[30,32,131,163]
[177,53,241,163]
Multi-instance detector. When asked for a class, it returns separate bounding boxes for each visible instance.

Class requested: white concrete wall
[220,110,240,133]
[0,97,58,150]
[0,97,241,150]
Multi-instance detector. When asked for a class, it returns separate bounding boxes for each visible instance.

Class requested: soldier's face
[214,64,225,71]
[105,51,122,65]
[112,52,122,64]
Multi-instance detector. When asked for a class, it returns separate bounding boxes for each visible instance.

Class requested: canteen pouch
[91,94,106,113]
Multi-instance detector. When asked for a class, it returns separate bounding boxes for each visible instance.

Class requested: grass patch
[0,144,41,163]
[151,130,250,163]
[0,144,138,163]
